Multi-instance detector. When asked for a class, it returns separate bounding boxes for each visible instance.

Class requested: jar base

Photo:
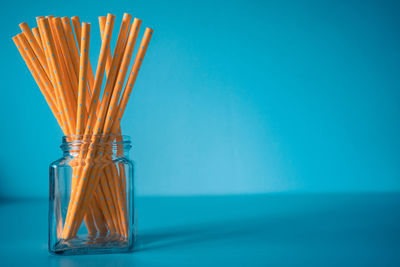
[49,233,134,256]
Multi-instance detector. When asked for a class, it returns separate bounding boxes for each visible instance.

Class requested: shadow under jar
[49,135,135,255]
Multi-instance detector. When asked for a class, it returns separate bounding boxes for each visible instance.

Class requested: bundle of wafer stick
[12,13,153,240]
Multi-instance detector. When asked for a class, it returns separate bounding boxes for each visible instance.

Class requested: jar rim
[62,134,131,140]
[61,135,132,151]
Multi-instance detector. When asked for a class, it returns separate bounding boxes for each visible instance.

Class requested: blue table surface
[0,193,399,266]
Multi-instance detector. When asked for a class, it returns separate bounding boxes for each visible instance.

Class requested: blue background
[0,0,399,199]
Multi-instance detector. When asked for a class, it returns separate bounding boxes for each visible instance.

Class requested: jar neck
[61,135,132,159]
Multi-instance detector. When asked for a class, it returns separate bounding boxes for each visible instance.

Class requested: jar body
[48,135,134,255]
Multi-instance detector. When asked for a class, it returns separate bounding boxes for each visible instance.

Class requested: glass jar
[48,135,135,255]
